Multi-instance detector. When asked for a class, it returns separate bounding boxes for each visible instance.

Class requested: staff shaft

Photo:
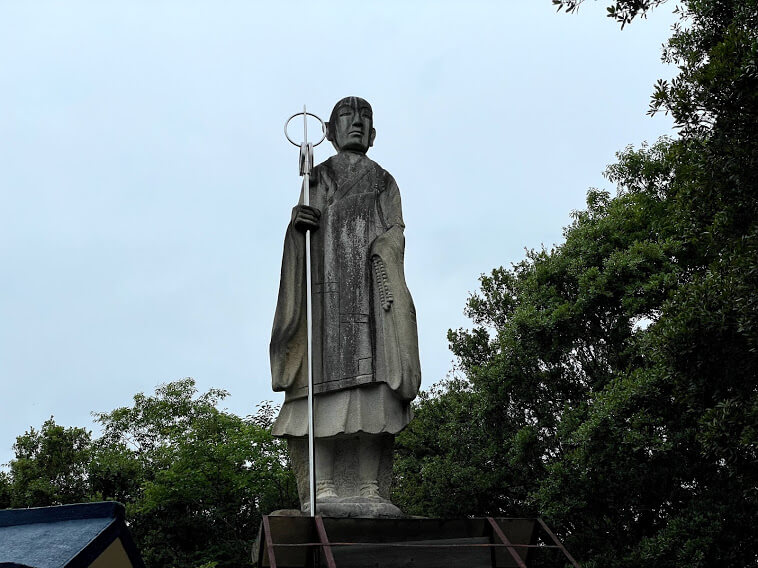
[303,108,316,518]
[304,179,316,517]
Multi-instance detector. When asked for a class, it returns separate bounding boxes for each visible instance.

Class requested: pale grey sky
[1,1,676,465]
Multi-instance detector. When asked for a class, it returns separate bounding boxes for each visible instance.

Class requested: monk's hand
[293,205,321,232]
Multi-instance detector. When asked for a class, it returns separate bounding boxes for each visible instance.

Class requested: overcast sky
[0,1,677,466]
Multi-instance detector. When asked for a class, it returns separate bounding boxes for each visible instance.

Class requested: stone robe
[270,151,421,438]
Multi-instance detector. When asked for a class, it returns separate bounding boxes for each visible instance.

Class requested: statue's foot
[316,480,338,501]
[359,480,382,500]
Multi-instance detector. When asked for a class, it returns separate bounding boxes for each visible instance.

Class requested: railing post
[262,516,278,568]
[487,517,527,568]
[536,518,581,568]
[314,515,337,568]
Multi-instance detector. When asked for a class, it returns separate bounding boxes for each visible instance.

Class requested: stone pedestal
[303,499,402,519]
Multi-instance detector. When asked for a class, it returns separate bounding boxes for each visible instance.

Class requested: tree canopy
[1,379,297,568]
[395,0,757,566]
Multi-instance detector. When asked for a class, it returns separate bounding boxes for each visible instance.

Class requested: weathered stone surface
[269,97,421,516]
[304,500,403,519]
[287,435,396,512]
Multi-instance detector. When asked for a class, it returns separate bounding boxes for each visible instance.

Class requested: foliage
[0,472,10,509]
[91,379,298,568]
[393,378,519,517]
[396,0,757,566]
[7,418,92,508]
[552,0,669,27]
[1,379,297,568]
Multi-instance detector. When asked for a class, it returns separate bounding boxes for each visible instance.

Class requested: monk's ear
[369,128,376,147]
[325,122,333,142]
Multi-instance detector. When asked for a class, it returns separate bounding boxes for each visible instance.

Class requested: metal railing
[257,515,580,568]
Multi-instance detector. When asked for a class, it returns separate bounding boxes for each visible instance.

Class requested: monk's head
[326,96,376,153]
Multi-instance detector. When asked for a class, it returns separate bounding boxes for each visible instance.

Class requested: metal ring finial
[284,112,327,147]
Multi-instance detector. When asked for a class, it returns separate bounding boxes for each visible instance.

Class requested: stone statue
[270,96,421,517]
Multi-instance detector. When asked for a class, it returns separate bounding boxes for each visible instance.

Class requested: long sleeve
[371,177,421,402]
[269,207,307,393]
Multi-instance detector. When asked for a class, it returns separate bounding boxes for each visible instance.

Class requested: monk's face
[330,99,376,153]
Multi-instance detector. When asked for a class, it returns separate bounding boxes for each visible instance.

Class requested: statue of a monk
[270,96,421,516]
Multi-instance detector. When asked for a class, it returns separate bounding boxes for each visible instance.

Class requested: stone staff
[283,107,327,517]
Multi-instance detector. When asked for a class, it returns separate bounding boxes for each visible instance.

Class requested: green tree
[0,471,10,509]
[1,380,297,568]
[91,379,298,568]
[396,1,757,566]
[7,418,92,507]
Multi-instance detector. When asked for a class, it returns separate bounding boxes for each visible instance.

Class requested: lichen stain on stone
[339,210,369,303]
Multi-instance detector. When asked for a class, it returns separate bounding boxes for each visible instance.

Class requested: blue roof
[0,502,140,568]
